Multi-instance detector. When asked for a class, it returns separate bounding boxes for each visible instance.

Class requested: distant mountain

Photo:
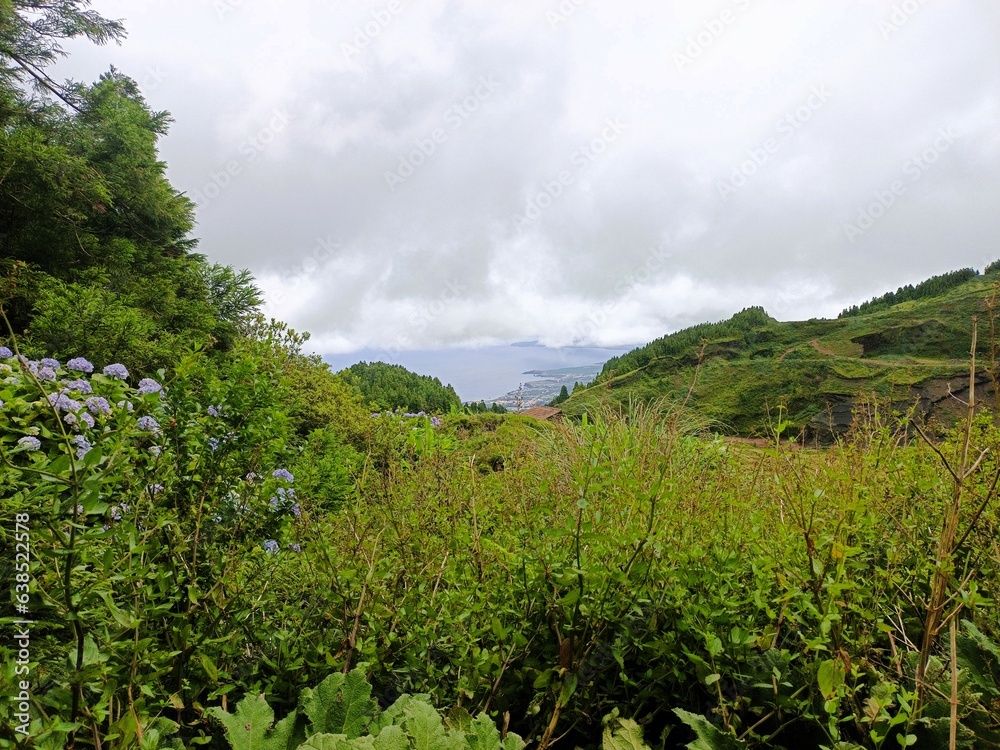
[559,264,1000,440]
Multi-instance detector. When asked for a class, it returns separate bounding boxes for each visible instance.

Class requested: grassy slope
[560,270,997,436]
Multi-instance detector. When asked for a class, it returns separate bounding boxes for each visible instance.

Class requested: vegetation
[563,268,1000,439]
[341,361,461,414]
[839,268,981,318]
[2,6,1000,750]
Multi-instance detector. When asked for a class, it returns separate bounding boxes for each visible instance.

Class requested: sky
[54,1,1000,356]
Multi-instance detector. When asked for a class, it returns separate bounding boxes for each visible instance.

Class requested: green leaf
[208,694,278,750]
[602,718,650,750]
[299,734,350,750]
[466,713,500,750]
[673,709,747,750]
[402,699,447,750]
[817,659,845,700]
[304,670,377,738]
[373,725,409,750]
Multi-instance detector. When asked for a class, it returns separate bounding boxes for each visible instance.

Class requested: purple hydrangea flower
[288,543,301,552]
[79,412,95,430]
[208,437,220,451]
[48,393,82,412]
[136,416,160,433]
[245,472,259,482]
[40,358,60,370]
[66,357,94,373]
[64,379,93,394]
[18,436,41,451]
[291,503,302,519]
[110,505,123,522]
[85,396,111,416]
[272,468,294,483]
[103,363,129,380]
[269,496,280,511]
[149,445,162,457]
[207,405,221,417]
[431,417,442,428]
[0,346,12,359]
[146,484,164,496]
[71,435,91,459]
[263,540,279,555]
[37,367,56,382]
[138,378,162,395]
[0,399,4,409]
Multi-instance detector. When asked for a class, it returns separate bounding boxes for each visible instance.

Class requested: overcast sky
[56,1,1000,354]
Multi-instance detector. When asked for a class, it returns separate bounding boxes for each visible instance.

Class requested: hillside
[559,266,1000,439]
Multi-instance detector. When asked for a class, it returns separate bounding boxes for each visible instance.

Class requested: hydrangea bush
[0,338,315,745]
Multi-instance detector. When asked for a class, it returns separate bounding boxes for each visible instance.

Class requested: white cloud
[54,0,1000,355]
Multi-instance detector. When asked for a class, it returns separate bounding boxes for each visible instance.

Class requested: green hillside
[561,266,1000,438]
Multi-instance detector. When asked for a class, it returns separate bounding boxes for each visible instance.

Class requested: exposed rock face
[807,371,996,442]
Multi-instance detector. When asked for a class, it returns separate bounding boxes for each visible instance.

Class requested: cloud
[55,0,1000,352]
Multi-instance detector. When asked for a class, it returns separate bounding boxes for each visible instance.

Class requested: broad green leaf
[602,718,650,750]
[673,709,747,750]
[373,725,409,750]
[403,699,447,750]
[817,659,845,700]
[304,670,376,738]
[299,734,350,750]
[466,713,500,750]
[208,694,275,750]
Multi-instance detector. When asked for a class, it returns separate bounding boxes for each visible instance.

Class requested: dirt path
[809,338,837,356]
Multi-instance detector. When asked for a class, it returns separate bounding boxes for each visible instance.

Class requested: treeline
[465,400,508,414]
[341,361,462,413]
[596,306,774,383]
[0,7,263,373]
[838,267,980,318]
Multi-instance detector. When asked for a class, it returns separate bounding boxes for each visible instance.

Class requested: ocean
[321,343,635,403]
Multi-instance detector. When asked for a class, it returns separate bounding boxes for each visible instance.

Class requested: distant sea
[322,343,635,403]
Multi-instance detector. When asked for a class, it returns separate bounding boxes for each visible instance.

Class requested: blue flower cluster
[66,357,94,373]
[137,378,162,395]
[136,416,160,434]
[272,468,294,483]
[103,363,129,380]
[0,346,13,359]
